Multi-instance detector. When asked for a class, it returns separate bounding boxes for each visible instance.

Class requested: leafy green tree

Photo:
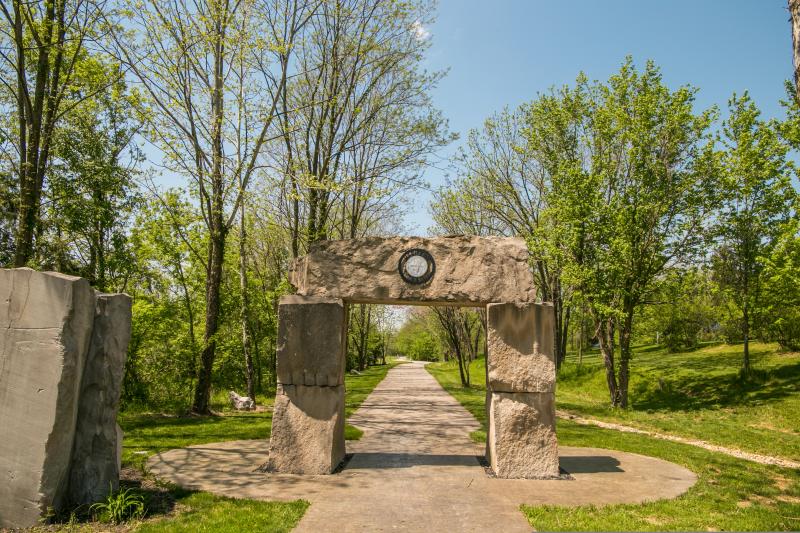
[44,58,142,290]
[761,214,800,351]
[713,93,796,374]
[0,0,108,266]
[637,268,722,352]
[113,0,317,413]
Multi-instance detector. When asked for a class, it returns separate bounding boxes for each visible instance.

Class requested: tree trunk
[742,303,751,375]
[193,230,225,414]
[596,317,619,406]
[192,19,226,414]
[239,197,256,403]
[790,0,800,100]
[617,306,634,408]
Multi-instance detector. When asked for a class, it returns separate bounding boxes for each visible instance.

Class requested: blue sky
[408,0,794,234]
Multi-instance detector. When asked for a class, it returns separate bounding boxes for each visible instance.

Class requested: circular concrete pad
[148,363,696,532]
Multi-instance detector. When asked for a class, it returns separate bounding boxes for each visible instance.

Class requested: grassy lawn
[108,361,399,532]
[557,341,800,460]
[426,352,800,531]
[135,493,308,533]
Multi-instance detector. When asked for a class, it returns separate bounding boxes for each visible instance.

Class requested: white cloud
[412,20,430,41]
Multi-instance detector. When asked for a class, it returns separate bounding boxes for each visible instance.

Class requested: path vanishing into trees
[148,361,695,532]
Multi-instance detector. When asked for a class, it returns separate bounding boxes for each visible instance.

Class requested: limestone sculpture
[0,268,131,528]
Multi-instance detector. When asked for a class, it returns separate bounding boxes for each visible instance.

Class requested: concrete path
[148,361,697,532]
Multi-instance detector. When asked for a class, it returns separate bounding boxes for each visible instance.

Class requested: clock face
[398,248,435,285]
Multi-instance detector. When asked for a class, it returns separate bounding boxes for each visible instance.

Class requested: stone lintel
[289,236,536,306]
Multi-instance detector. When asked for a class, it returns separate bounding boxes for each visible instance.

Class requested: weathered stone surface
[276,296,346,387]
[229,391,255,410]
[487,391,559,479]
[68,293,131,506]
[487,302,555,393]
[289,236,536,306]
[267,384,345,474]
[0,268,95,528]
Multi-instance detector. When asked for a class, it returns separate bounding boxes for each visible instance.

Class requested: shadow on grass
[631,360,800,412]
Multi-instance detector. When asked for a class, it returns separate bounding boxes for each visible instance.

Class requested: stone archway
[266,235,558,479]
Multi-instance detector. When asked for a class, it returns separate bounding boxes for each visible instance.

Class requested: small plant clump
[90,487,146,524]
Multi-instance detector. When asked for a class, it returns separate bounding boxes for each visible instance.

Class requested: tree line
[431,58,800,408]
[0,0,448,412]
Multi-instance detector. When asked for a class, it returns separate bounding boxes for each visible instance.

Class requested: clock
[398,248,435,285]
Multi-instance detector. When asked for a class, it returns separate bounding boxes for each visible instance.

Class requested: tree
[761,214,800,351]
[114,0,317,413]
[44,58,141,290]
[713,93,795,374]
[0,0,109,266]
[270,0,449,253]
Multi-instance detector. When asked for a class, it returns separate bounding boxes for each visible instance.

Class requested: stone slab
[68,293,131,506]
[487,391,559,479]
[266,384,345,474]
[487,302,555,393]
[289,236,536,306]
[276,296,345,387]
[0,268,95,528]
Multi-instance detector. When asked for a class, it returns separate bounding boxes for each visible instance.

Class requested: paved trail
[149,361,696,532]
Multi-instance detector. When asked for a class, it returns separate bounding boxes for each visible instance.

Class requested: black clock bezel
[398,248,435,285]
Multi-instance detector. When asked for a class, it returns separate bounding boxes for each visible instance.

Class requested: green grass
[557,341,800,459]
[120,361,400,471]
[426,352,800,531]
[115,361,399,531]
[135,492,308,533]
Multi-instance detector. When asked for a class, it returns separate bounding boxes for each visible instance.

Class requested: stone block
[487,302,555,393]
[267,384,345,474]
[487,391,559,479]
[229,390,255,410]
[0,269,95,528]
[276,295,345,387]
[68,293,131,506]
[289,236,536,306]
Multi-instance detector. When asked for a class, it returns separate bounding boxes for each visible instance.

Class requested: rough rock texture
[276,296,346,387]
[229,391,255,410]
[289,236,536,306]
[267,384,345,474]
[487,391,559,479]
[0,269,95,528]
[68,293,131,506]
[487,302,555,393]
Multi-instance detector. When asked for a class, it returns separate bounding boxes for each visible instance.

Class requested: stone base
[487,391,559,479]
[267,384,345,474]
